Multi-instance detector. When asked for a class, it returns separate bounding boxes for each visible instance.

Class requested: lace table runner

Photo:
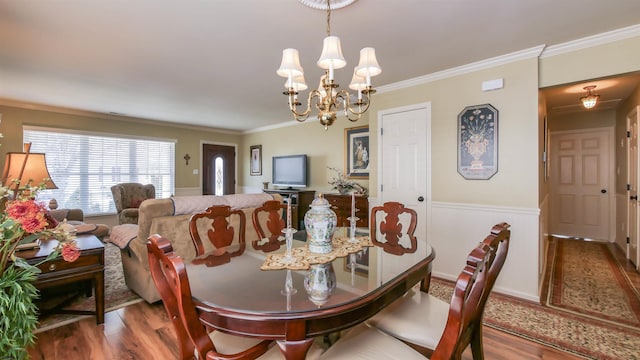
[260,236,373,270]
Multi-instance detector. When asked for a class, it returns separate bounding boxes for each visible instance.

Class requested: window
[24,127,175,216]
[214,156,224,196]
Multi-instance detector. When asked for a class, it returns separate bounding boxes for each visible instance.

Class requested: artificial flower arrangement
[0,137,80,359]
[327,166,368,196]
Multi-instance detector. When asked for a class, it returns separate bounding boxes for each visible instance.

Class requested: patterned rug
[544,238,640,329]
[34,242,143,333]
[430,277,640,360]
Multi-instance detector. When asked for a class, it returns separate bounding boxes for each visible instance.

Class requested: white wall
[430,202,540,301]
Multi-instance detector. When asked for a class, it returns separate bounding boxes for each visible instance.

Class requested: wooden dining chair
[146,234,282,360]
[251,200,286,253]
[320,225,507,360]
[364,222,511,359]
[369,201,418,255]
[188,205,246,267]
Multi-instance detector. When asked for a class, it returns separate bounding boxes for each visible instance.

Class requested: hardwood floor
[28,300,584,360]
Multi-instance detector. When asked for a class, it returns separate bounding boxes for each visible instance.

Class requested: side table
[16,235,105,324]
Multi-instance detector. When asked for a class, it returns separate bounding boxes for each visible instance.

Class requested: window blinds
[23,127,175,216]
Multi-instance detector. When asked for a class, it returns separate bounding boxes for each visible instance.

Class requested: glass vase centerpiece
[304,193,337,254]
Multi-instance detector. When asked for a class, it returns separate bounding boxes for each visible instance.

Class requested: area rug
[544,238,640,329]
[34,242,143,333]
[430,278,640,360]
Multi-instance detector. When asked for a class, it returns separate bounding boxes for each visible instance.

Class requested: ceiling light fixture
[277,0,381,130]
[580,85,600,109]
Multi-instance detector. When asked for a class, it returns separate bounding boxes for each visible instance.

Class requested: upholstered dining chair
[110,182,155,224]
[188,205,246,267]
[369,201,418,255]
[251,200,287,253]
[146,234,283,360]
[364,222,511,359]
[320,223,510,360]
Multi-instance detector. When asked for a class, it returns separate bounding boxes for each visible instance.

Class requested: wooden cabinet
[324,193,369,227]
[18,235,105,324]
[263,189,315,230]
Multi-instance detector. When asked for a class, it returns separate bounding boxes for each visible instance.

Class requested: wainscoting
[430,201,541,302]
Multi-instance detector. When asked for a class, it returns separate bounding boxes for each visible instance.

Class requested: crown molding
[377,45,545,94]
[540,23,640,58]
[243,116,320,134]
[0,98,242,135]
[377,23,640,94]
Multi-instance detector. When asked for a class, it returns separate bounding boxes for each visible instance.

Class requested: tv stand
[263,189,315,230]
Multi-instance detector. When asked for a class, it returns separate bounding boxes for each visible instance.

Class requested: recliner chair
[110,182,155,224]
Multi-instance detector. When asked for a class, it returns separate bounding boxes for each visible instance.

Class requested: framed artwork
[457,104,498,180]
[345,126,369,179]
[250,145,262,176]
[344,247,369,277]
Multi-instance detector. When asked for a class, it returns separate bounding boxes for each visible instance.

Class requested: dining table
[185,227,435,359]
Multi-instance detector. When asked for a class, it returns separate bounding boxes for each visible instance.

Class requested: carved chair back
[188,205,246,267]
[369,201,418,255]
[147,235,271,360]
[431,222,511,360]
[147,234,212,360]
[251,200,287,253]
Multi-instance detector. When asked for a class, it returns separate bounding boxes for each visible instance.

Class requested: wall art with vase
[457,104,498,180]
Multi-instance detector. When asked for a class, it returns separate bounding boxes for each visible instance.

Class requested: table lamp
[1,142,57,199]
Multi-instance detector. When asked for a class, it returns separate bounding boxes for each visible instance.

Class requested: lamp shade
[355,47,382,79]
[277,48,304,78]
[1,147,57,191]
[285,74,308,91]
[349,69,368,91]
[317,36,347,70]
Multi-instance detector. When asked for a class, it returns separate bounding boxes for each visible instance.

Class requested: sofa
[109,193,282,303]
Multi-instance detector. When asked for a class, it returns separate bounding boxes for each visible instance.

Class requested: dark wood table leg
[276,339,314,360]
[95,270,105,324]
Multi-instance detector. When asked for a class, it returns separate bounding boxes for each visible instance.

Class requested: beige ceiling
[1,0,639,131]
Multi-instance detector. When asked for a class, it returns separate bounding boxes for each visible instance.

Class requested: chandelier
[580,85,600,109]
[277,0,381,130]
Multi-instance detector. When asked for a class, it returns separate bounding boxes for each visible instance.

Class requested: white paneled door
[550,128,613,240]
[377,103,431,283]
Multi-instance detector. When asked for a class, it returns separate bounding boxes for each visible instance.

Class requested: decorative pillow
[129,196,145,208]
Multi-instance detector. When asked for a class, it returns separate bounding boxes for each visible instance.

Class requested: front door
[378,103,431,282]
[628,106,640,268]
[549,128,613,240]
[202,144,236,195]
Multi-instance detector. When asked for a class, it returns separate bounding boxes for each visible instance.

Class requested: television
[272,154,308,188]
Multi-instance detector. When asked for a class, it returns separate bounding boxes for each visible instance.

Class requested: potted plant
[0,136,80,359]
[327,167,368,195]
